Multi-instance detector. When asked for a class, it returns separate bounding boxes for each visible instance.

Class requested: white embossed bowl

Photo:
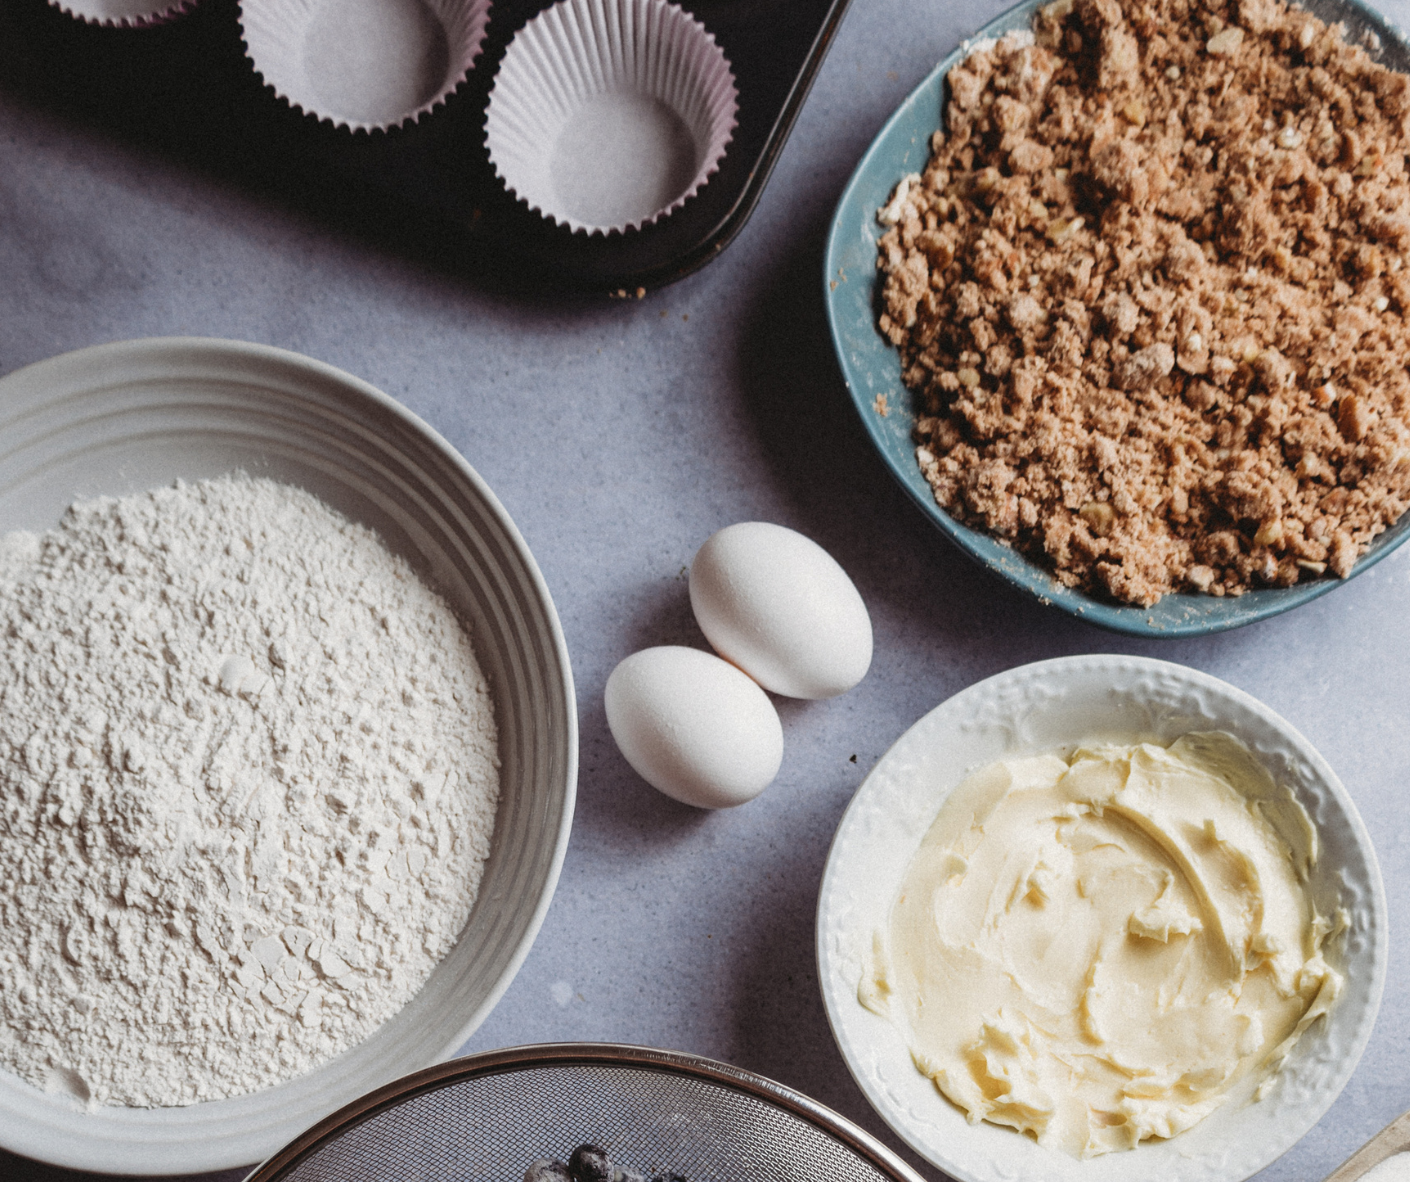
[816,655,1386,1182]
[0,338,577,1174]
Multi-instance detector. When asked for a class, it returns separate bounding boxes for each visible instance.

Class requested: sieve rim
[240,1042,928,1182]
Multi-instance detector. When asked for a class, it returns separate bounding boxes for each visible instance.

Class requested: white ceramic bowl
[0,338,577,1174]
[817,655,1386,1182]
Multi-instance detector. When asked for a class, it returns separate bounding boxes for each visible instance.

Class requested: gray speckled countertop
[1,0,1408,1180]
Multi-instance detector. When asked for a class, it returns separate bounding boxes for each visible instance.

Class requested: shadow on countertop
[729,211,1096,664]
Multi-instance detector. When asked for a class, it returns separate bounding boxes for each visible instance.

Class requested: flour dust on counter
[0,474,499,1107]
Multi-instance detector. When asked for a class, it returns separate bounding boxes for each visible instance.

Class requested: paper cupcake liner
[486,0,739,235]
[240,0,491,133]
[49,0,198,27]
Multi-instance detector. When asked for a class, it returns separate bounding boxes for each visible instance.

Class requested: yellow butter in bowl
[864,733,1342,1159]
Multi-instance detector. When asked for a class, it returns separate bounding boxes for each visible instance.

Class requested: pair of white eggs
[604,522,873,809]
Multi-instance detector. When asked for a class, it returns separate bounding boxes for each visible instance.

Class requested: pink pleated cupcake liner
[239,0,492,133]
[486,0,738,235]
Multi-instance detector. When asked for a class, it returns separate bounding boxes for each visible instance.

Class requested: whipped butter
[860,733,1342,1158]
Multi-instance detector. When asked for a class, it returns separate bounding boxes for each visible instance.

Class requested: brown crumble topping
[876,0,1410,605]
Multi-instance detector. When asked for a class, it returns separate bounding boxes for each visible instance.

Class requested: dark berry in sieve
[568,1145,614,1182]
[524,1160,573,1182]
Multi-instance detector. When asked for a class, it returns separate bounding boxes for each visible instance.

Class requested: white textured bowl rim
[0,337,578,1174]
[816,654,1387,1182]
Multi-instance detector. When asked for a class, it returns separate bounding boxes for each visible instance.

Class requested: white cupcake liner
[486,0,739,235]
[49,0,198,27]
[239,0,492,133]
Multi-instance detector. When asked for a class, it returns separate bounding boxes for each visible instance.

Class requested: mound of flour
[0,474,499,1107]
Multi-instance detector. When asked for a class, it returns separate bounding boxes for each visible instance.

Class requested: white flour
[0,474,499,1107]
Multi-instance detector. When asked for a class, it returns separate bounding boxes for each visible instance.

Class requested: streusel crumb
[877,0,1410,605]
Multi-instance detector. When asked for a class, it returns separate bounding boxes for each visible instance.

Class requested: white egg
[688,522,872,699]
[604,646,783,809]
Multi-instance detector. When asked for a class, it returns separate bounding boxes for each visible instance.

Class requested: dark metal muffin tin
[0,0,852,294]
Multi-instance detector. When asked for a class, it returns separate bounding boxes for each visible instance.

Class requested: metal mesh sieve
[243,1044,926,1182]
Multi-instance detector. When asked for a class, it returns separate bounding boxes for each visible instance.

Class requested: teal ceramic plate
[822,0,1410,637]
